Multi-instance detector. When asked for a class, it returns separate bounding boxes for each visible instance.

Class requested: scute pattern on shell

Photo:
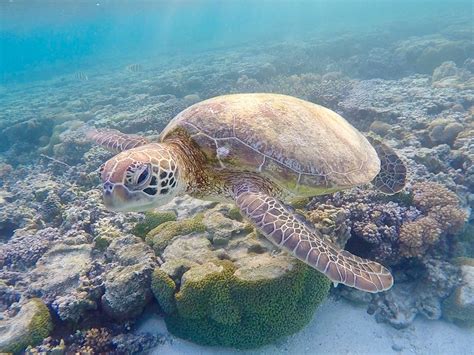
[160,94,380,196]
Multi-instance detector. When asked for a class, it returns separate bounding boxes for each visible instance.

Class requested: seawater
[0,0,473,354]
[1,0,471,82]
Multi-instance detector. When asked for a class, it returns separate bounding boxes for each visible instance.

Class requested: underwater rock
[0,282,21,312]
[365,260,460,329]
[51,261,105,322]
[0,228,60,271]
[394,35,473,74]
[161,258,330,349]
[0,118,54,154]
[432,61,458,82]
[369,120,392,137]
[238,62,277,82]
[428,118,464,146]
[183,93,201,105]
[161,195,218,219]
[0,298,53,353]
[101,235,157,320]
[0,163,13,180]
[146,213,207,255]
[345,47,407,79]
[102,263,153,320]
[431,61,474,89]
[40,192,63,224]
[161,234,216,265]
[28,243,92,303]
[112,332,164,354]
[271,73,353,111]
[443,258,474,327]
[147,203,330,349]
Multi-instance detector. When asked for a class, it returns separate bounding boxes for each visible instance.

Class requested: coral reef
[399,182,467,258]
[101,235,157,320]
[314,182,467,328]
[165,261,329,349]
[0,18,473,350]
[132,210,177,239]
[147,204,330,348]
[0,298,53,353]
[367,260,461,328]
[26,330,163,354]
[145,213,207,254]
[442,258,474,327]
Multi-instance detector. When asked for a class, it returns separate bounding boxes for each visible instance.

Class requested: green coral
[132,211,177,239]
[145,213,206,254]
[151,268,177,314]
[158,260,330,349]
[225,206,243,221]
[1,298,53,354]
[93,235,112,251]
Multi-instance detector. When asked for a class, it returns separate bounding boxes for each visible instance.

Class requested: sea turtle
[88,93,406,293]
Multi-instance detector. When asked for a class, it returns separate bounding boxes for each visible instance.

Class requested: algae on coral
[156,258,330,349]
[0,298,53,354]
[132,210,177,239]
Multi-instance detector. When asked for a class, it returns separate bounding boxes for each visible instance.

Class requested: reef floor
[138,297,473,355]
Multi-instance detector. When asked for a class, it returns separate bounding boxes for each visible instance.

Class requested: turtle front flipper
[232,183,393,293]
[86,128,150,153]
[367,137,407,194]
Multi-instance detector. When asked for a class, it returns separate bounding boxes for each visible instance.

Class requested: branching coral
[66,328,113,354]
[399,182,467,258]
[82,328,113,353]
[399,216,442,257]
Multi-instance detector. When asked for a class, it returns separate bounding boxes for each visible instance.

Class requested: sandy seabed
[138,298,473,355]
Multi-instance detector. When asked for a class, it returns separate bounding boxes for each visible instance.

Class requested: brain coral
[152,260,330,349]
[145,203,330,349]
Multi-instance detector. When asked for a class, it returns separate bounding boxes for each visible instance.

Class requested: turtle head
[99,144,183,212]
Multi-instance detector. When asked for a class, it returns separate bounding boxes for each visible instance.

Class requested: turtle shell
[160,93,380,196]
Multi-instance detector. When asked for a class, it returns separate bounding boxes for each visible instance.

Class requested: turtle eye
[137,168,149,185]
[125,163,151,188]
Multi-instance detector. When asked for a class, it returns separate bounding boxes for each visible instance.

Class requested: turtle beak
[102,182,155,212]
[102,182,132,211]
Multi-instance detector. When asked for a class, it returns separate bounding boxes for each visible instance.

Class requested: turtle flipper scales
[86,128,150,153]
[232,183,393,293]
[367,136,407,195]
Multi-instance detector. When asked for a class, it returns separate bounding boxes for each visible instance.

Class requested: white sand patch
[137,298,473,355]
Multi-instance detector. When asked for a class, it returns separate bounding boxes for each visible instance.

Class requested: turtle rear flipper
[86,128,150,153]
[367,137,407,195]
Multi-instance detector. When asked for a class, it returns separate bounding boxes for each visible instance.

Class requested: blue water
[1,0,471,83]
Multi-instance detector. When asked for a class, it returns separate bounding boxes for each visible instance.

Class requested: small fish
[126,63,142,73]
[74,71,89,81]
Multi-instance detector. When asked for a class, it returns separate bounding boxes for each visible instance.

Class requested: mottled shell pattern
[160,93,380,197]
